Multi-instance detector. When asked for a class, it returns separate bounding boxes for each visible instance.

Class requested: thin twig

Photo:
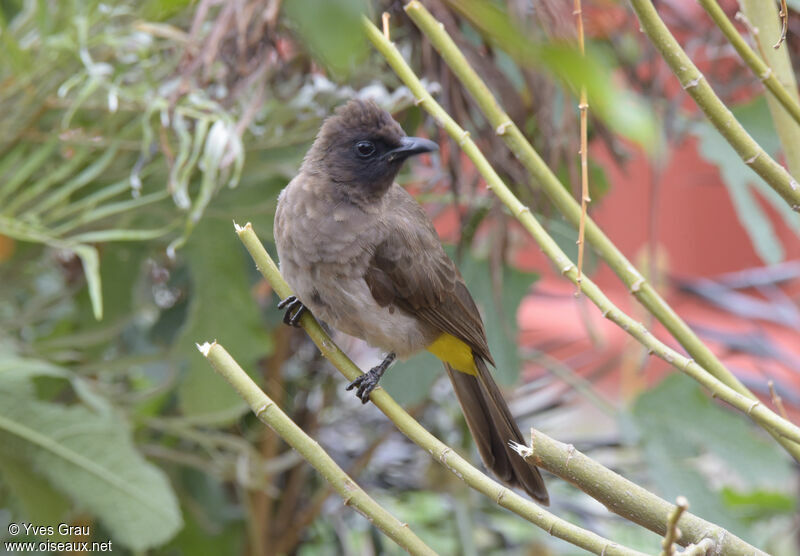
[573,0,590,293]
[235,222,649,556]
[382,11,391,40]
[372,8,800,450]
[660,496,688,556]
[768,380,789,420]
[197,340,437,556]
[734,11,770,61]
[774,0,789,50]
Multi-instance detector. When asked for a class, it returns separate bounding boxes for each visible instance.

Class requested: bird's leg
[277,295,308,327]
[346,352,396,404]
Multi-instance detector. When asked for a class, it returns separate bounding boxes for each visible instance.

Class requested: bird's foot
[346,352,396,404]
[277,295,307,327]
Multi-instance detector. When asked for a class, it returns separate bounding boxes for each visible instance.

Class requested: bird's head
[303,99,438,203]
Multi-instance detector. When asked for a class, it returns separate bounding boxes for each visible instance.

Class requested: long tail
[445,358,549,504]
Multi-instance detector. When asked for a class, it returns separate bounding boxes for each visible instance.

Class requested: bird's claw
[346,367,383,404]
[278,295,307,327]
[346,352,395,404]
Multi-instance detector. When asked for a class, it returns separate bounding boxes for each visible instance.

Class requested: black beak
[385,136,439,162]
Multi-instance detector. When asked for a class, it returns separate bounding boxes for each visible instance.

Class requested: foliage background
[0,0,797,554]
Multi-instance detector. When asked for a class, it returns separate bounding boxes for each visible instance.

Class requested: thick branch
[515,430,767,556]
[398,1,800,462]
[235,222,649,556]
[628,0,800,210]
[363,13,800,448]
[197,340,437,556]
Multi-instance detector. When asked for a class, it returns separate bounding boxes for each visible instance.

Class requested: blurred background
[0,0,798,554]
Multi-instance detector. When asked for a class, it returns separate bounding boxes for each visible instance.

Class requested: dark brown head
[302,99,437,203]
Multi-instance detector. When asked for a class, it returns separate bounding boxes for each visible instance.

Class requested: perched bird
[274,99,548,504]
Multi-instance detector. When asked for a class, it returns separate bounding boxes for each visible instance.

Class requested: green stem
[519,431,766,556]
[737,0,800,179]
[235,222,649,556]
[198,340,437,556]
[397,2,800,461]
[628,0,799,209]
[698,0,800,127]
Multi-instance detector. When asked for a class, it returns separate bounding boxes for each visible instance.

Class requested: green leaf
[721,488,796,521]
[446,0,658,152]
[283,0,369,79]
[0,457,71,530]
[629,374,793,537]
[176,218,273,420]
[693,98,799,264]
[0,368,182,550]
[382,351,441,406]
[72,244,103,320]
[538,44,658,152]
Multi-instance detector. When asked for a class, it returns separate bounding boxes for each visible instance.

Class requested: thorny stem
[574,0,590,292]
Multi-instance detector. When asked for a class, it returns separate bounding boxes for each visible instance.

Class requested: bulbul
[274,99,548,504]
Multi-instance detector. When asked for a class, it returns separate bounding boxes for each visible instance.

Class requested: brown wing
[364,186,493,365]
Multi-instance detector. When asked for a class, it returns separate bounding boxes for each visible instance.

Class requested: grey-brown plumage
[274,99,548,504]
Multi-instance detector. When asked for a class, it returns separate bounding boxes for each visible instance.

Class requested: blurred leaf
[721,488,797,521]
[694,98,800,264]
[630,374,792,538]
[72,244,103,320]
[0,457,71,529]
[382,350,441,406]
[588,158,611,203]
[156,503,245,556]
[97,244,147,322]
[141,0,194,21]
[156,468,245,555]
[444,0,657,151]
[538,44,658,152]
[176,218,272,420]
[283,0,369,79]
[381,492,459,555]
[0,365,182,550]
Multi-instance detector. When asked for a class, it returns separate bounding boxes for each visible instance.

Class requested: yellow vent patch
[427,333,477,375]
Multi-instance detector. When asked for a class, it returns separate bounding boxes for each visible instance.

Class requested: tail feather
[445,359,549,505]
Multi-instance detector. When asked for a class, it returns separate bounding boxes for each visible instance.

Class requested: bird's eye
[355,141,376,158]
